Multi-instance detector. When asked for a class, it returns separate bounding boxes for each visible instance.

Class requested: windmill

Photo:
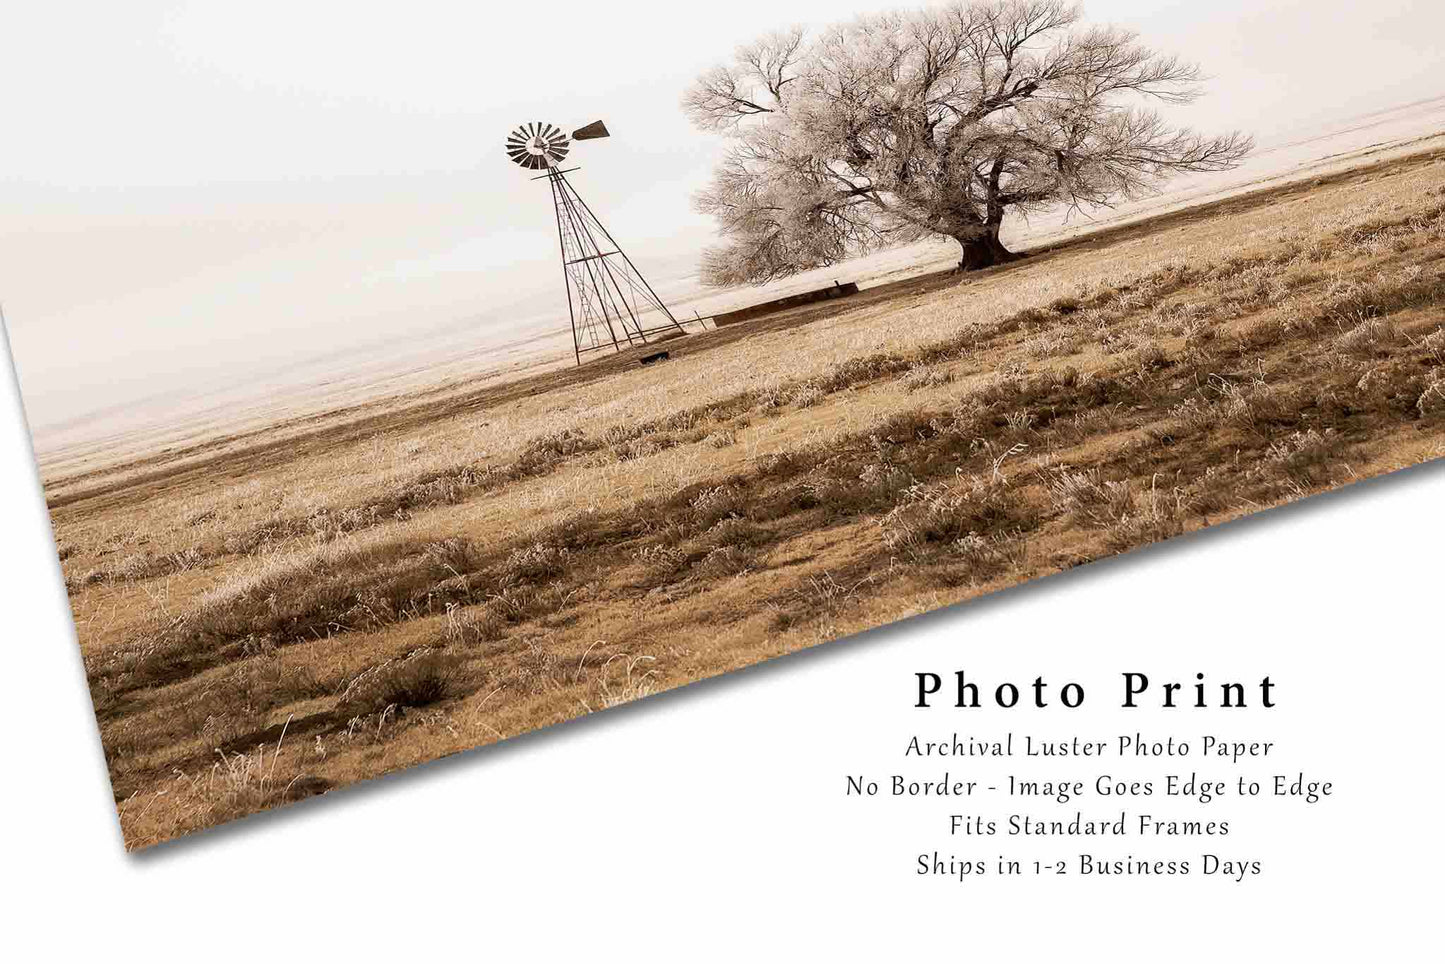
[505,120,687,365]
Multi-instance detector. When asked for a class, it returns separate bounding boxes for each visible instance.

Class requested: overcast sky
[3,0,1443,431]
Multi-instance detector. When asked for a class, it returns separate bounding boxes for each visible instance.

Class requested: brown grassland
[49,146,1445,849]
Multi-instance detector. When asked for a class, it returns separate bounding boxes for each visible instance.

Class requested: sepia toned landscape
[46,137,1445,848]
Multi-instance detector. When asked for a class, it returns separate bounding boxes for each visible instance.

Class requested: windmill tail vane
[504,119,685,364]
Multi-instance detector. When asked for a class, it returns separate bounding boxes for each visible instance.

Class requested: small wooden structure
[711,281,860,327]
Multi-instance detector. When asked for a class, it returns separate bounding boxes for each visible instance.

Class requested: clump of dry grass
[1263,428,1337,469]
[1042,468,1135,526]
[1419,326,1445,365]
[1020,330,1068,359]
[690,485,746,526]
[519,427,591,465]
[608,435,669,462]
[632,542,691,582]
[121,716,332,848]
[502,542,570,584]
[598,653,659,708]
[1418,378,1445,417]
[818,352,912,393]
[441,603,504,647]
[510,636,564,694]
[786,382,827,408]
[1098,480,1192,553]
[696,545,756,577]
[335,648,463,715]
[1254,428,1348,496]
[770,569,875,631]
[879,475,1029,566]
[902,364,956,392]
[701,517,767,551]
[87,536,494,697]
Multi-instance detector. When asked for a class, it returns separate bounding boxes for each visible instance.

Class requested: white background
[5,1,1445,958]
[4,331,1442,958]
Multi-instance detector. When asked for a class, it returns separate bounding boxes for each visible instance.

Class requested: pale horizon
[4,0,1444,445]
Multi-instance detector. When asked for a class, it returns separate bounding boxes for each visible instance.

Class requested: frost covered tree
[683,0,1252,283]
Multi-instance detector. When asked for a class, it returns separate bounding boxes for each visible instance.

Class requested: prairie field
[50,145,1445,849]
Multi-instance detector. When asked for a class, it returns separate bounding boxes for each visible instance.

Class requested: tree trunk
[954,224,1018,272]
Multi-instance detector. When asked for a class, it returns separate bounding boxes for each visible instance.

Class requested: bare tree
[683,0,1253,283]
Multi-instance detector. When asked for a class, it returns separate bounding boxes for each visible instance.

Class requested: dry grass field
[50,146,1445,849]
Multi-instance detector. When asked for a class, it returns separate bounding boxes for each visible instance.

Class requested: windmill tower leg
[563,179,687,340]
[546,168,686,364]
[550,173,584,366]
[550,170,627,357]
[556,175,642,351]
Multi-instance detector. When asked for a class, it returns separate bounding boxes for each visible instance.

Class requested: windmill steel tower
[505,120,686,364]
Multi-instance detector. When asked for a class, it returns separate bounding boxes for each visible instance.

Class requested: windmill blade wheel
[505,122,571,169]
